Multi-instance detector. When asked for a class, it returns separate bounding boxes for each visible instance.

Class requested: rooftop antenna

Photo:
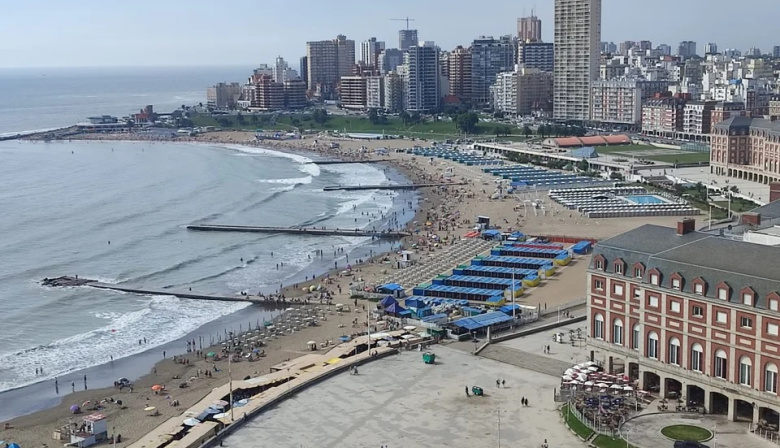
[391,17,416,30]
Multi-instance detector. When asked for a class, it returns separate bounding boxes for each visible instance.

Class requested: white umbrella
[213,412,228,419]
[307,341,317,345]
[610,384,622,390]
[623,385,633,391]
[596,383,609,388]
[562,375,572,381]
[566,380,579,385]
[584,361,597,366]
[588,366,599,372]
[584,381,595,386]
[286,307,295,311]
[404,325,416,331]
[564,368,575,376]
[183,418,200,426]
[577,373,588,381]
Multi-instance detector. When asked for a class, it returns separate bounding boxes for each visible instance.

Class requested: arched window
[593,313,604,339]
[613,318,624,345]
[647,331,659,359]
[766,363,778,394]
[632,324,640,350]
[668,338,681,365]
[691,343,703,372]
[714,349,728,379]
[739,356,752,386]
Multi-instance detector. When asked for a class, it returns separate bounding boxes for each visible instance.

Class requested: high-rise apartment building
[361,38,385,68]
[339,76,367,110]
[383,71,404,113]
[273,57,298,83]
[299,56,308,89]
[519,42,554,72]
[637,40,652,52]
[774,46,780,58]
[378,48,404,74]
[365,76,384,110]
[600,42,617,54]
[471,35,516,108]
[399,29,419,51]
[553,0,602,121]
[517,15,542,43]
[405,41,440,113]
[618,41,635,55]
[657,44,672,56]
[590,79,669,127]
[206,82,241,109]
[306,35,355,98]
[677,41,697,58]
[705,43,719,55]
[447,46,472,103]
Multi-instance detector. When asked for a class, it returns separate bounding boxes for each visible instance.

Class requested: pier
[186,224,410,238]
[88,282,270,304]
[322,182,466,191]
[310,160,389,165]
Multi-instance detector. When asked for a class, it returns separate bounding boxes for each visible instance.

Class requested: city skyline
[0,0,778,68]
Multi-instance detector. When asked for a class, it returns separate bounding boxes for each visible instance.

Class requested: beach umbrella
[562,375,572,381]
[213,412,228,420]
[183,418,201,426]
[234,398,249,407]
[584,361,597,366]
[7,444,20,448]
[213,400,229,407]
[151,385,164,392]
[610,384,622,390]
[69,405,80,414]
[564,368,575,376]
[82,401,92,408]
[588,366,599,372]
[286,307,295,311]
[307,341,317,345]
[206,352,216,358]
[596,383,609,388]
[584,381,595,386]
[623,386,633,391]
[144,407,156,412]
[566,380,579,385]
[403,325,416,331]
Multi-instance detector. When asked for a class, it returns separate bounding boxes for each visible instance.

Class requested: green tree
[367,109,379,125]
[576,159,590,172]
[399,110,411,125]
[455,112,479,134]
[311,109,329,124]
[410,111,422,124]
[236,112,245,125]
[250,114,259,124]
[523,125,532,138]
[537,124,547,138]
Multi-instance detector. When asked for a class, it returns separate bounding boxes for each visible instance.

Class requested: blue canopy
[482,229,501,236]
[385,303,407,315]
[499,304,522,314]
[378,283,404,292]
[451,311,514,331]
[380,296,398,307]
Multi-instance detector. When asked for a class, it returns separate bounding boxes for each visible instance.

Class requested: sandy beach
[1,130,687,446]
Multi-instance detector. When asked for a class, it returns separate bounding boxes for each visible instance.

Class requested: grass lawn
[596,144,655,154]
[660,424,712,441]
[712,199,757,213]
[561,405,595,440]
[191,112,535,140]
[592,434,640,448]
[646,152,710,164]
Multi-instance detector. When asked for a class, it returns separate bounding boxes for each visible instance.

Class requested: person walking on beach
[501,379,505,388]
[465,386,470,397]
[496,379,500,388]
[521,396,525,406]
[71,381,75,393]
[84,375,87,390]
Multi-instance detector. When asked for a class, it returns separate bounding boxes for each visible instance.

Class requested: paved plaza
[623,412,776,448]
[223,345,583,448]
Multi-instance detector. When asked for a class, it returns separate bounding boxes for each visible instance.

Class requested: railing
[751,424,780,445]
[539,298,586,317]
[565,403,618,438]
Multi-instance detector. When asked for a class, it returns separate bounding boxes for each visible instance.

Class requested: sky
[0,0,777,69]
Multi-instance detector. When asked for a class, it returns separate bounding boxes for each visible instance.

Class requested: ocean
[0,67,415,414]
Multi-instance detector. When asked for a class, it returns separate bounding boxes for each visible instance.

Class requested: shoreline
[0,133,442,446]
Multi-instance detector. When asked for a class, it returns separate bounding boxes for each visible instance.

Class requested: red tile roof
[553,137,584,147]
[579,136,608,145]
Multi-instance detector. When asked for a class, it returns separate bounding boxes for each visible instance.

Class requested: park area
[595,144,710,164]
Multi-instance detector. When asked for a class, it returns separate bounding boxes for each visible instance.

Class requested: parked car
[673,441,710,448]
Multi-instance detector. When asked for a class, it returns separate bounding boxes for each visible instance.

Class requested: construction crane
[391,17,415,30]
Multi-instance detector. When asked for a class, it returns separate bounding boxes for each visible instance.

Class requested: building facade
[517,15,542,42]
[283,80,307,109]
[770,97,780,119]
[405,41,441,113]
[339,76,367,110]
[448,45,472,103]
[682,100,717,140]
[490,71,517,115]
[471,35,516,108]
[379,48,404,74]
[678,41,698,58]
[553,0,602,121]
[590,79,669,127]
[365,76,384,110]
[399,29,418,52]
[206,82,241,109]
[519,42,554,73]
[710,117,780,185]
[587,221,780,426]
[306,35,355,99]
[249,74,285,111]
[383,71,404,113]
[641,96,687,138]
[517,68,554,115]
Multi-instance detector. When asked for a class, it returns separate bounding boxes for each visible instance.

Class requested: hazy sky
[0,0,777,68]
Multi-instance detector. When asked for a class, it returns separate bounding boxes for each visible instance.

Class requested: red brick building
[587,219,780,425]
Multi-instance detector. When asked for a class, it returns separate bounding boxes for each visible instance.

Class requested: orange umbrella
[151,384,164,392]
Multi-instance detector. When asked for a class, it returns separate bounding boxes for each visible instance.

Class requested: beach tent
[379,296,398,307]
[481,229,502,241]
[385,303,407,316]
[376,283,405,297]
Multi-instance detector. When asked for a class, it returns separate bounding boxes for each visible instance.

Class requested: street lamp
[228,332,234,421]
